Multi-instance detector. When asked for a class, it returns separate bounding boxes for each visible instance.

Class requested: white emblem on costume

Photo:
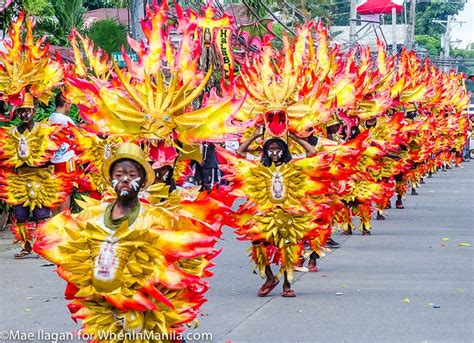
[18,135,29,158]
[94,240,119,280]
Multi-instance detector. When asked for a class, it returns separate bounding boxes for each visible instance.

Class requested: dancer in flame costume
[0,13,67,258]
[34,143,220,340]
[217,24,366,297]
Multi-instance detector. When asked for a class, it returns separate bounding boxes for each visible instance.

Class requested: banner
[216,28,234,84]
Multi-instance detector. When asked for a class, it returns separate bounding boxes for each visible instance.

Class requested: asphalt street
[0,162,472,343]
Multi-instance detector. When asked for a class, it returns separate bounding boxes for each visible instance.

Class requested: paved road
[0,162,472,343]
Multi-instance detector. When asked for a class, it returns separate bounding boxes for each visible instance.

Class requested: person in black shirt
[195,142,223,192]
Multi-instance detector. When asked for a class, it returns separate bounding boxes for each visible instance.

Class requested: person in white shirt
[48,92,75,126]
[48,92,76,214]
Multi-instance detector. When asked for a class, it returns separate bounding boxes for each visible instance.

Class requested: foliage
[1,1,22,32]
[276,0,351,26]
[21,0,54,16]
[88,18,128,53]
[0,0,53,30]
[415,34,441,56]
[451,48,474,75]
[415,1,466,36]
[306,0,351,26]
[451,48,474,59]
[272,22,284,38]
[413,2,468,64]
[244,0,273,19]
[34,0,86,46]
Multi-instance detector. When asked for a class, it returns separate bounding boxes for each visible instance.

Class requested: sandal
[294,266,309,273]
[308,265,319,273]
[14,249,37,259]
[257,279,279,297]
[282,289,296,297]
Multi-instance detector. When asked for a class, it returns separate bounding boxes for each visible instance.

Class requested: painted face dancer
[6,97,50,258]
[0,94,70,258]
[0,14,65,258]
[231,128,319,297]
[34,143,221,339]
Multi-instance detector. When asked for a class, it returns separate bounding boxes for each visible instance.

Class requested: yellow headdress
[102,143,155,189]
[19,93,34,109]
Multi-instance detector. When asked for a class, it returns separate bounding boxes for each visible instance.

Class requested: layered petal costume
[0,13,64,250]
[35,195,219,339]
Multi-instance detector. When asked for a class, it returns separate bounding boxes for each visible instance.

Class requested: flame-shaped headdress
[235,23,336,138]
[66,0,242,145]
[0,12,63,107]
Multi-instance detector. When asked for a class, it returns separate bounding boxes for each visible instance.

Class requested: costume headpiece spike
[0,12,63,107]
[65,0,242,145]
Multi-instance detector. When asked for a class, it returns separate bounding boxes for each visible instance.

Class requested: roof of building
[84,8,129,26]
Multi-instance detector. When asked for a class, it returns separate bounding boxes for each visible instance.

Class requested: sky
[451,0,474,49]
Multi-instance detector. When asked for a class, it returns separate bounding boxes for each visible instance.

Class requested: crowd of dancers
[0,1,471,341]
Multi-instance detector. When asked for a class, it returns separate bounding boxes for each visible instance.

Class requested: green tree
[0,0,50,32]
[306,0,351,26]
[88,18,128,54]
[34,0,86,46]
[415,1,466,36]
[412,1,467,58]
[245,0,273,19]
[451,48,474,75]
[415,34,441,56]
[451,48,474,59]
[22,0,54,16]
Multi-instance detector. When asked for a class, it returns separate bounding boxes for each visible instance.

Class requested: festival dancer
[34,143,220,339]
[226,128,325,296]
[0,13,65,257]
[32,2,240,338]
[0,94,71,258]
[218,23,367,292]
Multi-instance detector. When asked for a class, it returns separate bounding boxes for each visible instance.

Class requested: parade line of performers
[0,1,471,341]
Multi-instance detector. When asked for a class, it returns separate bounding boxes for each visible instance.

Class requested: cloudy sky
[451,0,474,49]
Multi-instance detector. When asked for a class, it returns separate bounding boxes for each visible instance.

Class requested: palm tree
[35,0,86,46]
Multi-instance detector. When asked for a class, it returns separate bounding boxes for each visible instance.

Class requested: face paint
[112,179,119,188]
[268,150,283,158]
[120,190,129,196]
[130,177,141,191]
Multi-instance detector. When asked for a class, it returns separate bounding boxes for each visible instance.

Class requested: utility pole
[391,7,397,55]
[433,15,465,70]
[349,0,358,45]
[130,0,145,41]
[443,15,452,60]
[406,0,416,48]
